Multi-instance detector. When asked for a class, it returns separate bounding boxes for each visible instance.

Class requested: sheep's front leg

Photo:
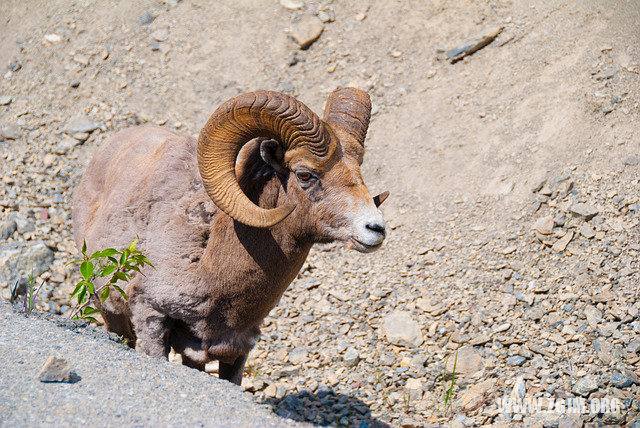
[130,301,172,358]
[219,354,247,385]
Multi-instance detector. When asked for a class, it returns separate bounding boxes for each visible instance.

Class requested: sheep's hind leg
[130,303,172,358]
[219,354,247,385]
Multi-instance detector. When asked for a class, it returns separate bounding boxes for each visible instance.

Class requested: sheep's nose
[366,222,386,236]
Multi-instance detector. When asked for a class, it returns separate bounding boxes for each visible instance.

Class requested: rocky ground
[1,0,639,426]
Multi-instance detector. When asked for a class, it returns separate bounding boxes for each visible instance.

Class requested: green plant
[69,237,153,322]
[23,274,44,316]
[441,350,458,412]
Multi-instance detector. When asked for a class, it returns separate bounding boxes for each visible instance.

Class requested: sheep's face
[286,140,386,253]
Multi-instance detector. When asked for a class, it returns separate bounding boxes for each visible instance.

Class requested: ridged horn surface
[197,91,331,228]
[323,87,372,147]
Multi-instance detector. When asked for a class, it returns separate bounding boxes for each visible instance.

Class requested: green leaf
[78,287,87,304]
[83,306,101,315]
[101,248,120,257]
[71,281,85,298]
[128,237,139,253]
[81,240,87,256]
[84,316,99,323]
[119,251,126,266]
[113,271,128,282]
[86,281,95,294]
[112,284,127,300]
[100,265,117,277]
[89,250,103,259]
[107,256,118,264]
[100,286,111,303]
[80,261,94,280]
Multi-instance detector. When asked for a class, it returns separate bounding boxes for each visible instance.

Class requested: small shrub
[68,237,153,322]
[441,350,458,413]
[23,274,44,316]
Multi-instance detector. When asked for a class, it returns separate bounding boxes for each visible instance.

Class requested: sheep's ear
[259,139,288,174]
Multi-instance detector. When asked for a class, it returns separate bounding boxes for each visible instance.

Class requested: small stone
[381,311,423,347]
[151,28,169,42]
[8,62,21,72]
[38,355,74,383]
[446,346,484,376]
[290,16,324,49]
[532,216,554,235]
[584,305,603,327]
[507,355,526,366]
[279,0,303,10]
[511,376,526,400]
[404,378,424,400]
[627,339,640,354]
[44,34,62,43]
[0,96,12,106]
[139,11,154,25]
[570,203,599,220]
[65,117,100,134]
[572,375,598,397]
[343,348,359,367]
[55,137,80,154]
[460,379,495,412]
[499,245,517,255]
[610,371,633,388]
[593,338,614,365]
[579,224,595,239]
[552,231,573,252]
[73,54,89,66]
[72,132,90,142]
[0,218,17,240]
[288,346,308,364]
[43,154,57,168]
[623,156,640,166]
[0,123,21,140]
[70,80,80,88]
[264,383,278,398]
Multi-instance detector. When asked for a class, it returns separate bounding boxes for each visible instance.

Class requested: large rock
[0,241,54,289]
[381,311,423,347]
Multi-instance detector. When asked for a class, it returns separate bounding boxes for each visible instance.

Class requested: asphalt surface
[0,301,301,427]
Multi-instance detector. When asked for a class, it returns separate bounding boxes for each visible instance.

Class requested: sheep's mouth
[349,237,383,253]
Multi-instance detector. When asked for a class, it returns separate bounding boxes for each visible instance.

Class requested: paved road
[0,301,300,427]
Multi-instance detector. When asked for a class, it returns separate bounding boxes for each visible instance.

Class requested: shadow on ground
[263,389,391,427]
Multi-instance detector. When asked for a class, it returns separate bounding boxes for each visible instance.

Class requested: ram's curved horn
[323,87,372,147]
[197,91,333,228]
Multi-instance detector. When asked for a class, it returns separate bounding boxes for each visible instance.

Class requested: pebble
[139,11,154,25]
[532,216,554,235]
[55,137,80,154]
[610,371,633,388]
[381,311,423,347]
[151,29,169,42]
[446,346,484,376]
[506,355,526,366]
[279,0,303,10]
[43,34,62,43]
[0,123,21,140]
[552,230,573,252]
[579,224,595,239]
[38,355,74,383]
[0,218,17,240]
[570,203,599,220]
[572,375,599,396]
[290,16,324,49]
[0,96,12,106]
[343,347,359,367]
[65,117,100,134]
[287,346,308,364]
[623,156,640,166]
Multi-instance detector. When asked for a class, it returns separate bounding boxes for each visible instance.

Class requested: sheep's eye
[296,171,314,182]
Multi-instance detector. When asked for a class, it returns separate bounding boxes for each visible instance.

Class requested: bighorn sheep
[72,88,387,384]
